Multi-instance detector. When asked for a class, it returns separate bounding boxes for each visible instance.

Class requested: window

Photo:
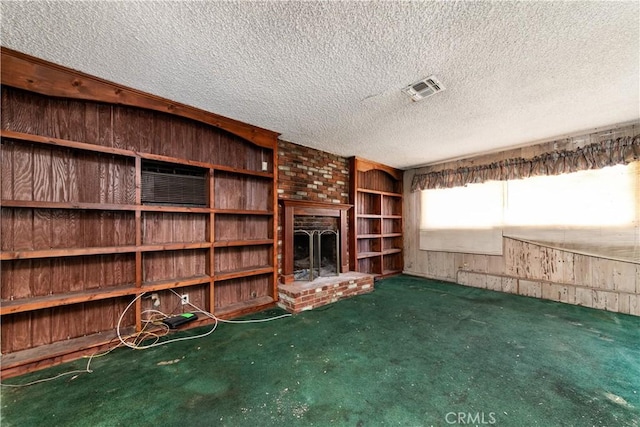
[504,164,636,227]
[420,180,505,254]
[420,163,639,257]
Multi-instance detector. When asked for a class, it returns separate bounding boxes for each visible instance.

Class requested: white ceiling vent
[402,76,445,101]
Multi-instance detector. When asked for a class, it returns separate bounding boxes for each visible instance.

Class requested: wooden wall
[403,123,640,317]
[1,47,279,377]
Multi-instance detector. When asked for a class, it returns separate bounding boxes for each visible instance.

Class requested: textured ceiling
[1,1,638,169]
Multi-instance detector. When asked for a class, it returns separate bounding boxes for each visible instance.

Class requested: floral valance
[411,135,640,192]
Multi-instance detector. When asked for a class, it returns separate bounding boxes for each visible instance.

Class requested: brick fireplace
[278,199,375,313]
[276,141,375,313]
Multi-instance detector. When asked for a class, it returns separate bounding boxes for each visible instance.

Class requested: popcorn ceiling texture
[1,1,638,168]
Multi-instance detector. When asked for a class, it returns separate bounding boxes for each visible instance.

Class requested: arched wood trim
[351,156,404,180]
[1,47,280,149]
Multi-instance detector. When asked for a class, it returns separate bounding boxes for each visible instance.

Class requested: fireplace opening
[293,230,339,281]
[280,199,351,284]
[293,214,340,281]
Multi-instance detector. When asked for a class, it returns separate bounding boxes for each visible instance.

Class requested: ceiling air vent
[402,75,445,101]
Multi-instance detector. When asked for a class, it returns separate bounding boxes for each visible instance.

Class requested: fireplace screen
[293,230,339,281]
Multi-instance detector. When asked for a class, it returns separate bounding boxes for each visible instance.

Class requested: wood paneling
[214,215,272,242]
[1,49,279,376]
[142,212,207,244]
[214,275,271,308]
[214,246,271,273]
[214,173,272,211]
[1,47,279,149]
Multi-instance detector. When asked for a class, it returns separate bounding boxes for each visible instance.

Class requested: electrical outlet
[151,293,160,307]
[181,294,189,305]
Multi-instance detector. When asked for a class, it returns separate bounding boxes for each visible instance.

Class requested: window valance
[411,135,640,192]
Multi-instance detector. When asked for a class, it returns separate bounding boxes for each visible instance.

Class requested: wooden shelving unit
[349,157,403,277]
[0,48,280,377]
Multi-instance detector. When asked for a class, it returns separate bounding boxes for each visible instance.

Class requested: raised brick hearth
[277,272,374,313]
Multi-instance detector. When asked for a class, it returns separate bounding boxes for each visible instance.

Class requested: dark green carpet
[2,275,639,426]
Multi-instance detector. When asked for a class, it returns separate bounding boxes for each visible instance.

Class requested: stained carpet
[2,275,639,426]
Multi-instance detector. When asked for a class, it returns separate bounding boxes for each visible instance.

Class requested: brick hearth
[277,272,374,313]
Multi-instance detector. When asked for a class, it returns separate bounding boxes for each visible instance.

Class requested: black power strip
[162,313,198,329]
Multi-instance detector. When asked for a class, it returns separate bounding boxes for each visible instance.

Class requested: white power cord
[3,291,291,387]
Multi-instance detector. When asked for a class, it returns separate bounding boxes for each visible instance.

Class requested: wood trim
[0,285,137,315]
[208,170,216,312]
[356,188,402,197]
[0,199,137,211]
[271,145,279,302]
[0,328,135,379]
[214,164,273,178]
[141,275,212,292]
[339,209,349,273]
[214,266,274,281]
[282,199,295,284]
[213,239,273,247]
[1,129,275,178]
[214,209,274,215]
[1,47,280,149]
[349,157,359,272]
[2,129,136,157]
[0,242,213,260]
[280,199,352,212]
[350,156,404,181]
[134,156,143,330]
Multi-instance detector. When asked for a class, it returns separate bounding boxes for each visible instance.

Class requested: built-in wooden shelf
[356,188,402,198]
[0,199,219,213]
[141,275,211,292]
[0,285,137,315]
[0,242,212,261]
[357,251,382,259]
[213,239,273,247]
[214,209,273,215]
[215,266,273,281]
[350,157,403,277]
[0,200,138,211]
[141,205,212,213]
[1,48,280,379]
[383,248,402,255]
